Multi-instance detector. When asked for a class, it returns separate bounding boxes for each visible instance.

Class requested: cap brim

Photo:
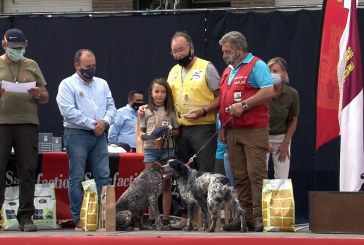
[141,135,162,141]
[7,41,27,48]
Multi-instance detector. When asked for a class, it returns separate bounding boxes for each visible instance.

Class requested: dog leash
[186,115,233,166]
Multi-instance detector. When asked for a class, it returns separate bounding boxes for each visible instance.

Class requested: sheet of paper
[1,80,36,93]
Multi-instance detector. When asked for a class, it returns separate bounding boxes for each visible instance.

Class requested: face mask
[79,67,95,80]
[6,47,25,62]
[271,73,282,85]
[176,50,193,67]
[223,53,237,66]
[131,102,144,111]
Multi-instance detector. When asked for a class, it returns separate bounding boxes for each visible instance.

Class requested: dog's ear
[159,157,172,166]
[172,160,189,176]
[181,163,189,176]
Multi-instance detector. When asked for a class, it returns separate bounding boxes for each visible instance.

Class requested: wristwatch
[241,101,249,111]
[103,120,110,130]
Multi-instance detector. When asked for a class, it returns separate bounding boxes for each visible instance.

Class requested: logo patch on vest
[233,92,242,102]
[190,69,203,81]
[170,72,178,82]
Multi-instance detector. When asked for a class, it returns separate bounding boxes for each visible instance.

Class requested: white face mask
[6,47,25,62]
[271,73,282,86]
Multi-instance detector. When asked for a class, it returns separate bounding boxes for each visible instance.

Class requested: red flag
[316,0,347,150]
[316,0,364,191]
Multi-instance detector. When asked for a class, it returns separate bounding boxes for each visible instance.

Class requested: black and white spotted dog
[115,162,163,231]
[162,158,247,232]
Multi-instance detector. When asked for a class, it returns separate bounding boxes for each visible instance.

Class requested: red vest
[219,57,269,128]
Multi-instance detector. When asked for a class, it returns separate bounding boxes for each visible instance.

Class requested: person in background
[0,28,49,232]
[266,57,300,179]
[218,31,274,232]
[108,90,144,152]
[56,49,116,230]
[140,78,179,230]
[214,114,226,176]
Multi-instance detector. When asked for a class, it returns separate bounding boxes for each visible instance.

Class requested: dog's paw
[183,224,194,231]
[240,223,248,232]
[121,226,134,231]
[140,225,152,230]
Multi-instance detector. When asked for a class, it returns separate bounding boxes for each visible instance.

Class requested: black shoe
[18,216,37,232]
[161,219,171,231]
[145,219,156,230]
[254,220,263,232]
[222,220,241,232]
[246,221,255,231]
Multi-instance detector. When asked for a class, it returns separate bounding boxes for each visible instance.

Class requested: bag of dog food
[262,179,295,232]
[1,186,19,230]
[33,183,57,229]
[98,185,116,231]
[1,183,57,230]
[80,179,98,231]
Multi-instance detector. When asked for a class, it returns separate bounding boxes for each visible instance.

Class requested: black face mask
[131,102,144,111]
[79,67,95,80]
[176,51,193,67]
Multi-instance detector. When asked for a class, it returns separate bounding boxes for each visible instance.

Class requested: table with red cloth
[5,152,145,220]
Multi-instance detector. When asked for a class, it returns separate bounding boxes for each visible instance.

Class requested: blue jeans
[143,148,174,163]
[63,128,111,222]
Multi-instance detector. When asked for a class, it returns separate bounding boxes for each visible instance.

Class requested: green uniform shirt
[0,57,46,125]
[268,83,299,135]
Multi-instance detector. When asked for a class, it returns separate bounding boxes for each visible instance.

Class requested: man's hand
[27,87,42,99]
[93,120,106,136]
[226,102,244,118]
[218,127,227,143]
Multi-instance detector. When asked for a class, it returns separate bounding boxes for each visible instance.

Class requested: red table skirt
[6,152,145,220]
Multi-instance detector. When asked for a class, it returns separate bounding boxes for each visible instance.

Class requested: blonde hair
[268,57,289,84]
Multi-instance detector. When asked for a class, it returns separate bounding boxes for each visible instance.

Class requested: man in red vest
[218,31,274,232]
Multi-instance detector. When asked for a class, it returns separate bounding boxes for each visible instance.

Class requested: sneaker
[74,220,83,231]
[222,219,241,232]
[170,218,187,230]
[160,219,171,231]
[19,216,37,232]
[145,219,156,230]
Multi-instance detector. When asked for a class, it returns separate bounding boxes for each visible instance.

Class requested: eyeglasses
[133,99,144,103]
[222,49,238,56]
[171,46,189,55]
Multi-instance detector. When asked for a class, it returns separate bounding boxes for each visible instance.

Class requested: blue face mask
[6,47,25,62]
[271,73,282,86]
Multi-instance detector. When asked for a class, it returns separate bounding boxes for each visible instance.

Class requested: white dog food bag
[1,186,19,230]
[33,183,57,229]
[1,183,57,230]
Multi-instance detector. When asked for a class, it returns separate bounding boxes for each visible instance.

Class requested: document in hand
[1,80,36,93]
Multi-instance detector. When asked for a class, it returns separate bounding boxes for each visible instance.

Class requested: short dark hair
[128,90,144,99]
[74,49,95,63]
